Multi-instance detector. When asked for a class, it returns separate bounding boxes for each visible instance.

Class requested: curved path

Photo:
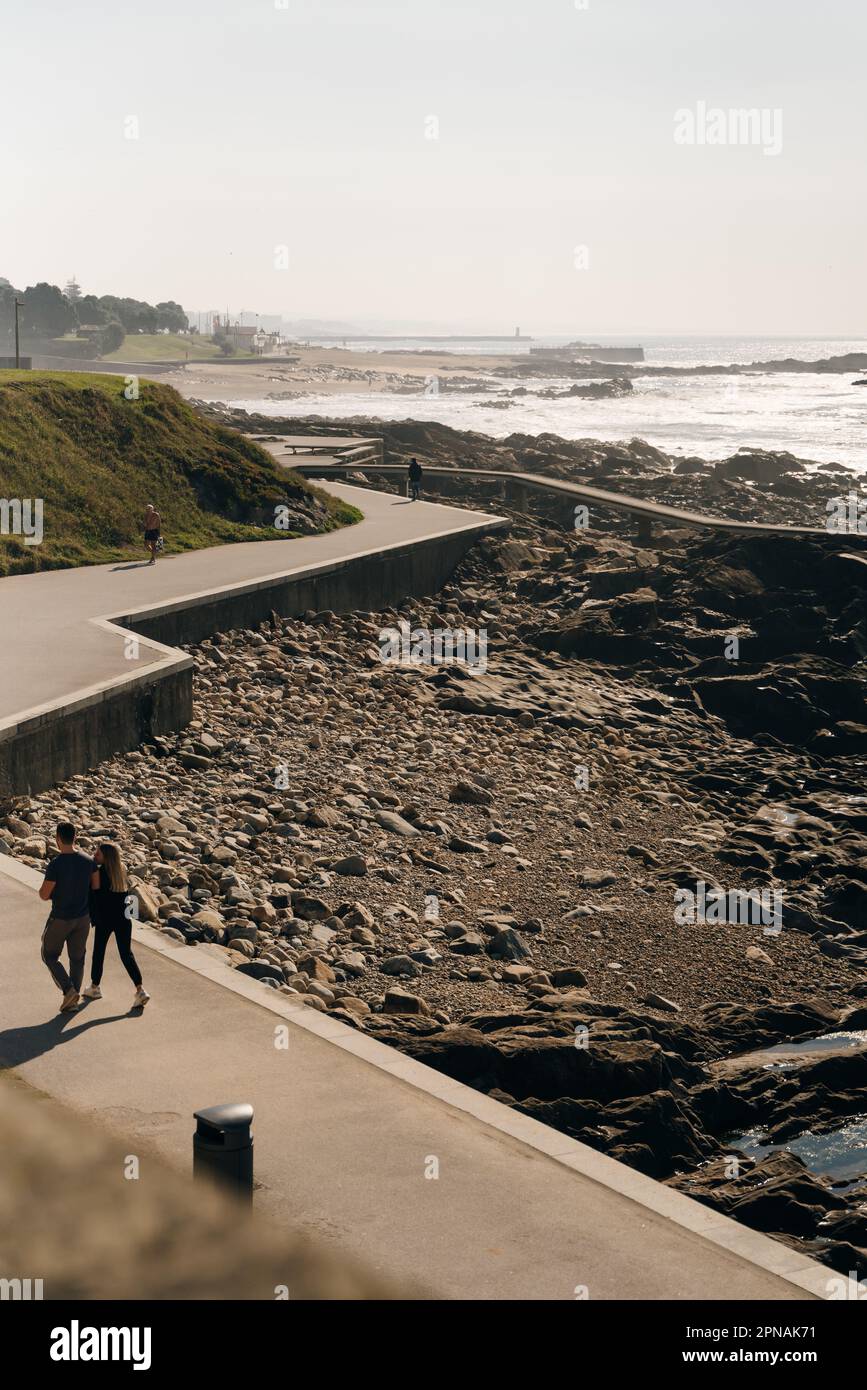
[288,460,836,536]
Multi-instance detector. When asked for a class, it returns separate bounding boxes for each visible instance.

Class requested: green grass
[0,371,361,575]
[101,334,234,362]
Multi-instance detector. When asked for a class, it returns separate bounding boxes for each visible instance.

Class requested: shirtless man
[143,503,162,565]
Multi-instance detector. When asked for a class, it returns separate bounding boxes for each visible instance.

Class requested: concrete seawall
[120,524,489,648]
[0,491,505,799]
[0,657,193,809]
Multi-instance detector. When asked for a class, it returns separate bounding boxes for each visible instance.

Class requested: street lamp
[14,298,23,368]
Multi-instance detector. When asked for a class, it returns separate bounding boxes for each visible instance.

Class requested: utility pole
[14,298,23,368]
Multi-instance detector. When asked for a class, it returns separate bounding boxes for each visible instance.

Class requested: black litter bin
[193,1102,254,1203]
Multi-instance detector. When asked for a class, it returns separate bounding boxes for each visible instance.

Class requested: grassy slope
[102,335,258,362]
[0,371,361,575]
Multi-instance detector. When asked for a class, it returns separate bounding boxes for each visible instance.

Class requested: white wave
[227,370,867,472]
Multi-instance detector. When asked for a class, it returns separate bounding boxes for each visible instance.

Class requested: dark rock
[486,928,532,962]
[236,961,284,984]
[448,781,493,806]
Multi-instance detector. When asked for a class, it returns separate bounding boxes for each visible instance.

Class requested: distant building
[213,315,258,351]
[253,330,282,354]
[64,276,82,302]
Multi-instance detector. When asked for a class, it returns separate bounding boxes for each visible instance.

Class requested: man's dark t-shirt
[44,852,97,920]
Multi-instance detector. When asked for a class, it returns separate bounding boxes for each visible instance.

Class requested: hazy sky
[4,0,864,333]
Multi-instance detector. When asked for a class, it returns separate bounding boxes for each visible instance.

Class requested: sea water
[225,335,867,472]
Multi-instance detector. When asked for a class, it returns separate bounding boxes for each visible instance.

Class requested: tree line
[0,276,188,356]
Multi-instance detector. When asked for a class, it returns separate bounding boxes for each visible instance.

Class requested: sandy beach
[159,347,508,404]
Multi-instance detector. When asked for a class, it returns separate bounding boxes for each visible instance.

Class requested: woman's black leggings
[90,919,142,988]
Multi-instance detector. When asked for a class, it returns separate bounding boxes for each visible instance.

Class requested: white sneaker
[82,984,102,1000]
[132,987,151,1008]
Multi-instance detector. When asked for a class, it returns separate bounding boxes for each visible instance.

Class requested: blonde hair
[99,842,129,893]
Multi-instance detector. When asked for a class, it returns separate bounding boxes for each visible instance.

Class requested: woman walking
[83,843,150,1009]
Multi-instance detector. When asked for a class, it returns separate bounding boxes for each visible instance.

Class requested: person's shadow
[0,1006,137,1068]
[110,562,153,571]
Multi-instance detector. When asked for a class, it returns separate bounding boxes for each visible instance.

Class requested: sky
[2,0,865,334]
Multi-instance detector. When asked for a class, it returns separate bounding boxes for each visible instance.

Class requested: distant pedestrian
[408,457,423,501]
[84,843,150,1010]
[143,503,162,565]
[38,823,96,1013]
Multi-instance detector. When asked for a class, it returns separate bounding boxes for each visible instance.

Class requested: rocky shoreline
[3,424,866,1279]
[488,351,867,380]
[196,402,861,532]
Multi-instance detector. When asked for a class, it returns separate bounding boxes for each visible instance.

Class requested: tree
[97,320,125,354]
[0,280,21,347]
[155,300,188,333]
[96,296,158,334]
[21,282,77,339]
[77,294,109,327]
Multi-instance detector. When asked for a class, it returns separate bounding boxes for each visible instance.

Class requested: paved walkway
[0,484,499,728]
[0,477,834,1299]
[0,858,830,1300]
[291,462,835,536]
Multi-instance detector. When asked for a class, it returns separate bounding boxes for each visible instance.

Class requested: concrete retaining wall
[121,527,489,647]
[0,662,193,804]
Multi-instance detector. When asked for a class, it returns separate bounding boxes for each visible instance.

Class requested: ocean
[227,335,867,473]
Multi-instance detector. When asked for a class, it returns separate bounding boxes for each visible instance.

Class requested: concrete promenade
[0,857,831,1301]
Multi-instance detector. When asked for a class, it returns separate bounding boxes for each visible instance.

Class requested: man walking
[408,457,423,501]
[143,502,162,565]
[38,823,97,1013]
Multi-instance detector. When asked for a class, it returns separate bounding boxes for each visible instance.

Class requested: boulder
[448,781,493,807]
[374,811,419,837]
[487,928,532,962]
[332,855,368,877]
[383,988,430,1016]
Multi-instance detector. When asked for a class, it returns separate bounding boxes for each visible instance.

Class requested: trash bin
[193,1102,254,1203]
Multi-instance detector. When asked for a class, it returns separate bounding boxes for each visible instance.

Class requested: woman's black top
[89,866,131,930]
